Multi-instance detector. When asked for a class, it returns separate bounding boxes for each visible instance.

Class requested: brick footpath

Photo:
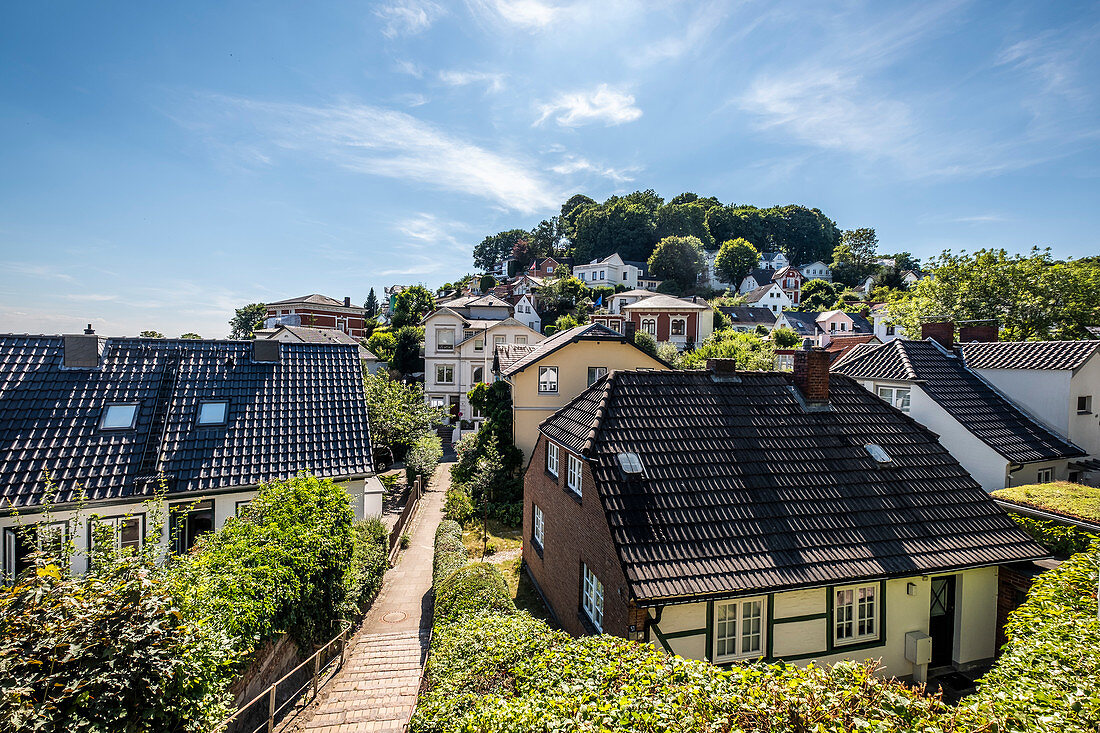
[281,459,450,733]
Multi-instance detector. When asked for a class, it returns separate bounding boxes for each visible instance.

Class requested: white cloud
[550,154,638,184]
[374,0,444,38]
[1,261,76,283]
[393,59,424,78]
[196,96,558,214]
[535,84,642,127]
[465,0,561,30]
[631,1,733,66]
[397,92,430,107]
[438,69,506,93]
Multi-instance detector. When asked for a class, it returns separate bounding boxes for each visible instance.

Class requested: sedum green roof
[992,482,1100,523]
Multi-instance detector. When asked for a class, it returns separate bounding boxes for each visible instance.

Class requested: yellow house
[494,323,669,460]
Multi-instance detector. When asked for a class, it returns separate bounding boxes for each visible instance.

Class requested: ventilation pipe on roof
[63,325,103,368]
[921,321,954,350]
[793,341,830,402]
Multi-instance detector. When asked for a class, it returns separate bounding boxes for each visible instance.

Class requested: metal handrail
[208,621,351,733]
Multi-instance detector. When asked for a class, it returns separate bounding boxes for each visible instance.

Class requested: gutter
[993,499,1100,534]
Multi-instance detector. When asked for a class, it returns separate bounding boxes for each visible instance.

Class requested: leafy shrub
[443,485,476,524]
[634,329,658,358]
[488,501,522,526]
[406,432,443,486]
[344,517,389,614]
[433,520,466,586]
[411,614,970,733]
[433,563,516,626]
[0,557,235,732]
[1007,513,1095,557]
[166,475,356,653]
[966,542,1100,732]
[399,532,411,550]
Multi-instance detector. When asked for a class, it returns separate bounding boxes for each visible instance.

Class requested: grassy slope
[992,481,1100,522]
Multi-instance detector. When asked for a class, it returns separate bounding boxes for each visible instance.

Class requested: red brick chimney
[959,324,998,343]
[921,321,954,350]
[344,296,352,307]
[793,344,830,402]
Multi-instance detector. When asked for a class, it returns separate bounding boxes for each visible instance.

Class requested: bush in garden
[343,517,389,614]
[0,556,236,732]
[443,485,475,524]
[433,520,467,586]
[165,474,357,654]
[1006,513,1095,557]
[432,563,516,626]
[406,432,443,487]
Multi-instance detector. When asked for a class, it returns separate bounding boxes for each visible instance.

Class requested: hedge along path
[281,459,451,733]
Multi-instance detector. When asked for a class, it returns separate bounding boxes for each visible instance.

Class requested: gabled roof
[746,268,780,284]
[255,326,378,361]
[496,323,648,376]
[960,341,1100,372]
[267,294,357,309]
[0,336,373,509]
[494,343,538,373]
[620,295,710,311]
[742,284,780,304]
[773,265,803,280]
[538,369,1046,604]
[441,294,513,310]
[611,289,658,300]
[718,307,777,326]
[831,339,1085,464]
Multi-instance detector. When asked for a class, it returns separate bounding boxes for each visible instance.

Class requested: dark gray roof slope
[497,323,636,376]
[832,340,1084,464]
[0,336,373,509]
[960,341,1100,371]
[539,369,1046,603]
[718,307,777,326]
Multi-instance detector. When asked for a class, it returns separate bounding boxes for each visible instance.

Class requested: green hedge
[433,563,516,626]
[965,542,1100,732]
[433,520,467,587]
[345,517,390,614]
[1007,513,1096,557]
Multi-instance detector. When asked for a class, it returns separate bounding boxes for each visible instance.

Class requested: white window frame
[546,442,559,477]
[670,318,687,337]
[714,596,767,661]
[532,504,545,549]
[538,366,558,394]
[474,337,484,352]
[100,403,139,430]
[515,335,528,345]
[581,562,604,631]
[567,454,582,497]
[472,366,484,384]
[435,328,455,352]
[1037,467,1054,483]
[876,385,911,413]
[587,366,607,386]
[196,400,228,426]
[834,583,879,645]
[90,514,144,553]
[4,522,68,582]
[642,319,656,336]
[494,335,507,346]
[435,364,455,385]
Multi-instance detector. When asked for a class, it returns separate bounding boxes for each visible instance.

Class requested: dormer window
[197,400,229,426]
[100,403,138,430]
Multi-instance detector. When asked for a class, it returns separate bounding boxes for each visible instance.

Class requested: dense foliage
[433,520,467,586]
[406,432,443,486]
[363,370,447,461]
[390,285,436,329]
[432,563,516,626]
[714,238,759,286]
[680,329,775,370]
[647,235,707,288]
[345,517,390,613]
[228,303,267,339]
[1006,514,1095,556]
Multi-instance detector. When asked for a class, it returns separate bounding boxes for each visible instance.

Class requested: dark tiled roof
[497,323,630,376]
[743,285,776,304]
[832,340,1084,464]
[257,326,378,361]
[1087,326,1100,339]
[718,307,777,326]
[747,268,780,284]
[494,343,538,373]
[539,369,1046,603]
[0,336,373,509]
[960,341,1100,371]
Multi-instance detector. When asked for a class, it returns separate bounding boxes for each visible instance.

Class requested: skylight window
[617,452,644,475]
[864,443,892,463]
[197,401,228,426]
[100,404,138,430]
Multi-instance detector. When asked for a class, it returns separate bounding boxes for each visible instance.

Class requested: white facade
[799,261,832,281]
[514,295,542,333]
[854,378,1071,490]
[745,283,793,313]
[608,289,656,315]
[574,254,640,289]
[759,251,789,270]
[647,567,1000,678]
[738,272,773,295]
[871,307,906,343]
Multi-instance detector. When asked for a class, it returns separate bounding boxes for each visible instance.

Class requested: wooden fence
[388,475,423,563]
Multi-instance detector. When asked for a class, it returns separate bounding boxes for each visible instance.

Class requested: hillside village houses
[263,293,369,338]
[573,253,661,290]
[742,282,794,313]
[492,323,668,460]
[523,353,1048,682]
[832,323,1087,490]
[0,330,379,580]
[422,294,543,435]
[774,309,876,347]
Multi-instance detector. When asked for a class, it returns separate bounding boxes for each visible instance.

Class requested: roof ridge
[581,371,615,457]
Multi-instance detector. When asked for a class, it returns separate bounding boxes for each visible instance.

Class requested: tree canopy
[363,370,446,459]
[799,279,843,311]
[139,330,164,338]
[571,199,657,264]
[391,325,425,375]
[364,288,379,318]
[180,333,201,340]
[647,236,706,289]
[473,229,528,271]
[229,303,266,339]
[655,203,714,249]
[714,238,759,286]
[831,228,880,286]
[391,285,436,329]
[680,329,775,370]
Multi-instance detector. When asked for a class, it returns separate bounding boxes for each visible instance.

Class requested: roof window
[617,452,644,475]
[100,404,139,430]
[197,400,229,426]
[864,443,892,463]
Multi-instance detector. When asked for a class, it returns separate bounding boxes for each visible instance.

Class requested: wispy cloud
[374,0,444,38]
[465,0,561,30]
[631,1,733,66]
[535,84,642,127]
[190,95,559,214]
[550,154,638,184]
[393,59,424,78]
[1,261,77,283]
[438,69,506,93]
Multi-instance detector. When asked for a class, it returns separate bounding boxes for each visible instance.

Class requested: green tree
[633,329,658,358]
[229,303,267,339]
[391,326,425,375]
[799,279,842,311]
[139,330,165,338]
[888,252,921,272]
[479,274,496,293]
[656,203,715,249]
[714,238,759,286]
[364,288,379,318]
[681,329,775,370]
[180,332,201,339]
[539,276,588,324]
[559,194,597,240]
[367,329,396,363]
[771,326,801,348]
[571,200,658,264]
[528,217,561,257]
[391,285,436,329]
[363,371,446,459]
[831,228,880,286]
[473,229,528,271]
[705,205,840,265]
[511,238,536,270]
[648,236,706,289]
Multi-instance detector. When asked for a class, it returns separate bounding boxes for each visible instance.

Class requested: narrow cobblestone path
[282,459,449,733]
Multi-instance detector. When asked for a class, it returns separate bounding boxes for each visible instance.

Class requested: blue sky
[1,0,1098,338]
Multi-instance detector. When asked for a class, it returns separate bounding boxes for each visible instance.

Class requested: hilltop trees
[648,236,706,290]
[473,229,528,271]
[390,286,435,329]
[655,202,714,249]
[229,303,267,339]
[831,228,881,286]
[714,238,759,286]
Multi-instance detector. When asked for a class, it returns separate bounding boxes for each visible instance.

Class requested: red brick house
[618,295,713,349]
[264,294,368,338]
[523,353,1047,679]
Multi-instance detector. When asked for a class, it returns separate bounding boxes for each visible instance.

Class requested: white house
[870,304,906,343]
[607,288,657,315]
[514,294,542,333]
[799,261,832,281]
[960,340,1100,485]
[743,283,793,313]
[575,254,644,289]
[738,269,776,295]
[422,295,543,433]
[832,327,1085,491]
[902,269,928,287]
[759,251,789,270]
